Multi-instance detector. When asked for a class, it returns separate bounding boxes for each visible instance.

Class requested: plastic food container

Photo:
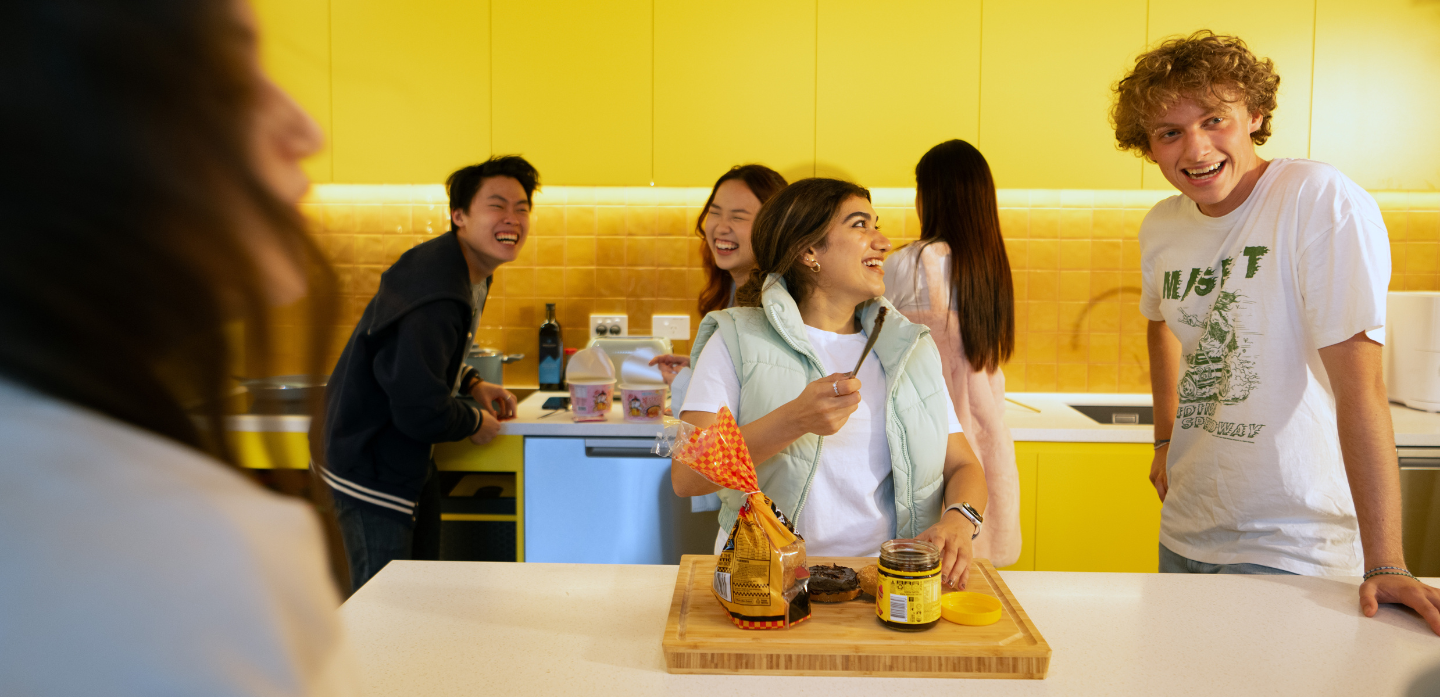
[569,381,614,422]
[620,385,666,423]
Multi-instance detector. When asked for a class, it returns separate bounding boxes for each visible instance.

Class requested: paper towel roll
[566,345,615,384]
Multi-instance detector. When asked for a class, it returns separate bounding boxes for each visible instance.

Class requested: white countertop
[339,560,1440,696]
[224,390,1440,446]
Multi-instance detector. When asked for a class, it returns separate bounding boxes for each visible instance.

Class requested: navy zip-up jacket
[317,231,487,521]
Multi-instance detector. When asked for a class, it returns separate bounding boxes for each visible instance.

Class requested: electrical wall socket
[652,314,691,340]
[589,314,628,337]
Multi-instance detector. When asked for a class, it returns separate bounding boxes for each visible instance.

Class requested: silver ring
[833,381,840,396]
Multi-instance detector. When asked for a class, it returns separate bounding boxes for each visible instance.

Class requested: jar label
[876,567,941,624]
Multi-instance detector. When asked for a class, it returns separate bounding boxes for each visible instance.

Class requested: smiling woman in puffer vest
[672,177,990,590]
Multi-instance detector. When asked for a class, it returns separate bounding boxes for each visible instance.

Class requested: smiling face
[1147,95,1266,217]
[703,179,762,279]
[452,175,531,275]
[808,195,890,306]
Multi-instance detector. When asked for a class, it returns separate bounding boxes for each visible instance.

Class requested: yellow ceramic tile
[1119,363,1149,393]
[1059,301,1089,334]
[658,207,690,236]
[1121,240,1143,270]
[1003,363,1026,392]
[597,237,626,267]
[1059,209,1093,239]
[322,204,357,234]
[512,239,538,267]
[1057,363,1088,392]
[626,206,658,236]
[686,268,707,297]
[1089,333,1119,362]
[355,235,387,265]
[626,237,657,267]
[998,209,1029,240]
[596,268,625,298]
[1092,241,1123,271]
[565,237,597,267]
[564,206,597,236]
[1120,209,1146,238]
[1004,240,1029,270]
[1407,243,1440,274]
[321,235,355,265]
[597,207,625,237]
[626,268,658,296]
[1058,240,1092,270]
[1087,364,1119,393]
[1405,275,1440,291]
[535,238,564,267]
[1026,363,1057,392]
[356,266,383,296]
[1091,209,1123,240]
[1412,212,1440,242]
[1383,211,1409,241]
[1028,271,1059,302]
[626,297,655,328]
[1059,190,1094,208]
[1119,331,1147,362]
[1058,332,1089,364]
[996,190,1029,207]
[1029,240,1059,269]
[657,269,688,298]
[1120,303,1150,334]
[656,237,689,267]
[1088,302,1122,334]
[1011,269,1029,303]
[1029,209,1060,239]
[1028,329,1059,362]
[1029,300,1060,334]
[381,236,411,263]
[381,205,411,235]
[1058,271,1091,302]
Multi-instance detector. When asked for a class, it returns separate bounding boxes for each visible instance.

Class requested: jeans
[1159,543,1297,575]
[332,461,442,592]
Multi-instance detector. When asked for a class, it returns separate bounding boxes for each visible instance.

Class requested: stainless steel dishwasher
[523,436,719,564]
[1397,447,1440,577]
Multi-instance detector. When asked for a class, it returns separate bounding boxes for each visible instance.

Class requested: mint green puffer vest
[689,275,952,539]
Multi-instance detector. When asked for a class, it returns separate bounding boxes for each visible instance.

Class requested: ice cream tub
[569,381,614,422]
[621,385,666,423]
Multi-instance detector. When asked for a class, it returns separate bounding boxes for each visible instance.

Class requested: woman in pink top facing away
[883,139,1021,567]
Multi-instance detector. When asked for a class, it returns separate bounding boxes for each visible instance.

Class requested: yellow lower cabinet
[232,431,312,470]
[1025,442,1163,573]
[434,435,526,562]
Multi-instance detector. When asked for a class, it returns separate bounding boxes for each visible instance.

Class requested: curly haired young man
[1113,30,1439,633]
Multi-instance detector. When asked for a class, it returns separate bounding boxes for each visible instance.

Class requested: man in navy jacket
[318,156,536,590]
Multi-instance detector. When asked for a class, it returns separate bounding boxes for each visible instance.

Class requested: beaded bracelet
[1363,568,1416,581]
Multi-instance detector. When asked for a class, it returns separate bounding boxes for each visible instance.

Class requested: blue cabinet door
[524,437,685,564]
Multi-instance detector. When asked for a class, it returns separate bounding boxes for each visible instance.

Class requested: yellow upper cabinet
[815,0,981,188]
[252,0,332,183]
[1312,0,1440,191]
[492,0,651,186]
[1141,0,1317,191]
[654,0,817,186]
[979,0,1146,190]
[330,0,492,184]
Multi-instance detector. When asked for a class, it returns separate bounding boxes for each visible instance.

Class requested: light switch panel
[589,314,627,337]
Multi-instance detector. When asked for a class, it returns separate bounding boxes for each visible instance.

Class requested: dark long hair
[913,140,1014,373]
[736,178,871,308]
[0,0,334,466]
[696,165,788,315]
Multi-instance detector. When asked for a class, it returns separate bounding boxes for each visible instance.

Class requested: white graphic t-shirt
[1138,158,1389,576]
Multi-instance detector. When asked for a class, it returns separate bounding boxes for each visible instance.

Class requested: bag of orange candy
[654,406,810,629]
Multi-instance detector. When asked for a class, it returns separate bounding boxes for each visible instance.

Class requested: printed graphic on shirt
[1164,246,1270,443]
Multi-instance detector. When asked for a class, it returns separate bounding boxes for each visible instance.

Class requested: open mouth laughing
[495,230,520,246]
[862,256,883,272]
[1182,160,1226,182]
[713,239,739,255]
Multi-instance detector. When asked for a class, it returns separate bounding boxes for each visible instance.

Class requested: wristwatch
[944,502,984,539]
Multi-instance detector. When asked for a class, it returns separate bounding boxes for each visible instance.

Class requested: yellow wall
[280,186,1440,392]
[250,2,1440,390]
[255,0,1440,191]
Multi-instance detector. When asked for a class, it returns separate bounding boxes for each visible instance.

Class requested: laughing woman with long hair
[883,140,1022,568]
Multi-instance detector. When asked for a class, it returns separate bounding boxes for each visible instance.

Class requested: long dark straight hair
[736,178,872,308]
[696,165,788,316]
[0,0,334,466]
[914,140,1014,373]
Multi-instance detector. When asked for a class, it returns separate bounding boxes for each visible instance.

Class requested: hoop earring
[808,259,820,273]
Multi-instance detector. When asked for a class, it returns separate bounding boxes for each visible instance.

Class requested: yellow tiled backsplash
[284,185,1440,393]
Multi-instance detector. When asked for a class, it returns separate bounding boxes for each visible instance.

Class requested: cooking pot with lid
[466,346,525,385]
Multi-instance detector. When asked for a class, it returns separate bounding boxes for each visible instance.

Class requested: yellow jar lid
[941,591,1002,626]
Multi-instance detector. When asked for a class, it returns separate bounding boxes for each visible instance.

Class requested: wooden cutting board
[662,555,1050,679]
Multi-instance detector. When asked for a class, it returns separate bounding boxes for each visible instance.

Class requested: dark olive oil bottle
[538,303,562,391]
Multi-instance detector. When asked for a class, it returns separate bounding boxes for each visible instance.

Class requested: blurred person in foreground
[0,0,359,693]
[316,157,535,592]
[883,140,1021,568]
[1116,30,1439,633]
